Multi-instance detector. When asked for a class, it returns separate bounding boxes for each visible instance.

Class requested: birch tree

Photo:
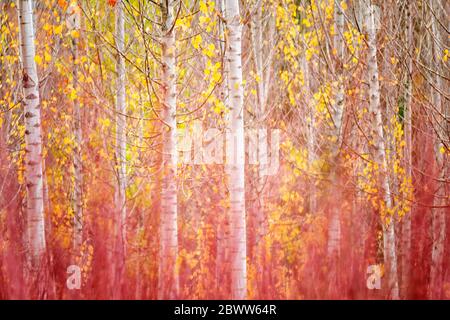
[18,0,46,267]
[67,2,83,253]
[429,0,447,299]
[327,0,346,297]
[115,0,127,249]
[224,0,247,300]
[158,0,179,300]
[364,0,399,299]
[401,0,413,298]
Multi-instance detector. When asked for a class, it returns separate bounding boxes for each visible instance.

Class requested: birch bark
[429,0,446,299]
[71,23,83,252]
[326,0,345,297]
[224,0,247,300]
[115,0,127,249]
[18,0,46,267]
[364,0,399,299]
[158,0,179,300]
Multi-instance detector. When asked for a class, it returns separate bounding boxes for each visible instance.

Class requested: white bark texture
[225,0,247,300]
[115,0,127,247]
[158,0,179,300]
[333,0,345,143]
[19,0,46,267]
[429,0,446,299]
[327,0,345,260]
[364,0,399,299]
[71,36,83,252]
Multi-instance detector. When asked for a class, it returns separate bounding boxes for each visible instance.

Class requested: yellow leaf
[203,43,215,58]
[199,15,210,25]
[99,118,111,128]
[68,88,77,101]
[199,0,208,14]
[212,70,221,83]
[70,30,80,38]
[213,100,225,114]
[43,23,52,32]
[54,25,63,35]
[34,55,42,65]
[302,18,311,28]
[44,51,52,62]
[191,34,202,49]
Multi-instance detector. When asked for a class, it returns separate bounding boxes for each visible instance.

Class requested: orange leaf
[58,0,67,9]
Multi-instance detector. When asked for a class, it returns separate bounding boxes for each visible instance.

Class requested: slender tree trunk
[429,0,446,299]
[224,0,247,300]
[18,0,46,268]
[71,37,83,253]
[332,0,345,144]
[364,0,399,299]
[158,0,179,300]
[327,0,345,297]
[115,0,127,248]
[111,0,127,299]
[401,0,413,299]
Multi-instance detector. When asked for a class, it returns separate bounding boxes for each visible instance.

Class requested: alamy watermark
[176,123,280,176]
[66,265,81,290]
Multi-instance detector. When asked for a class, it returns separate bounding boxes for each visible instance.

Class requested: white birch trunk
[115,0,127,248]
[327,0,345,259]
[158,0,179,300]
[364,0,399,299]
[225,0,247,300]
[332,0,345,143]
[71,36,83,252]
[429,0,446,299]
[18,0,46,267]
